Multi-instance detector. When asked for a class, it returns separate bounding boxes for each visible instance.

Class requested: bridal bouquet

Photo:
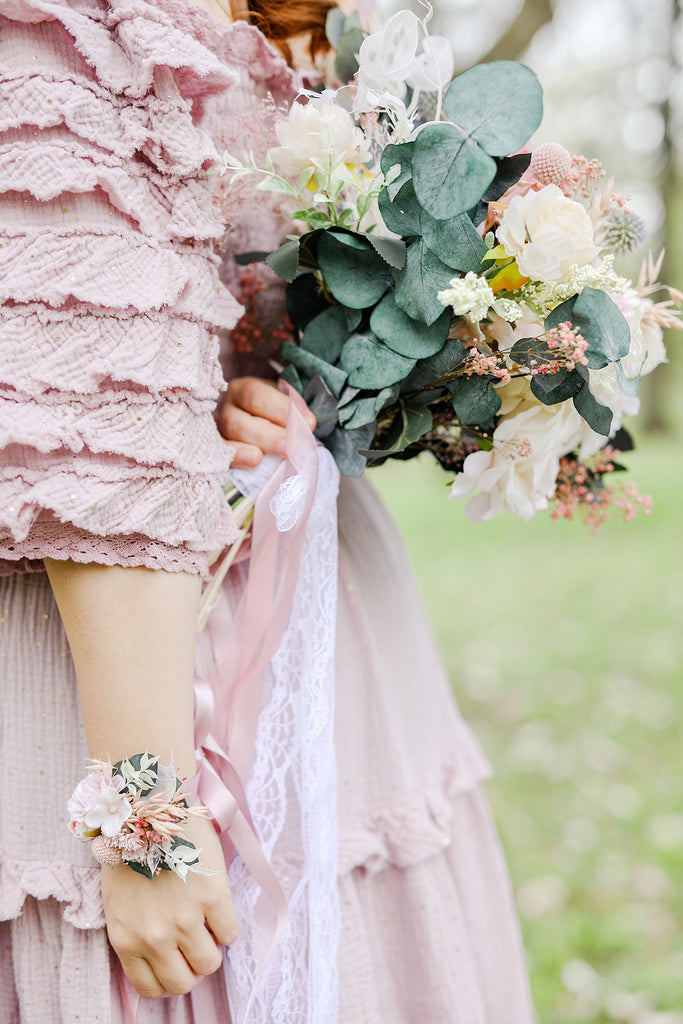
[220,5,680,529]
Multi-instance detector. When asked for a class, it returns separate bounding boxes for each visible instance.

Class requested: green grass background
[371,433,683,1023]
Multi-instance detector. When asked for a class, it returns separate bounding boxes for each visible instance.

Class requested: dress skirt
[0,477,533,1024]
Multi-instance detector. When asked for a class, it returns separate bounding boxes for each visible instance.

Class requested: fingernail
[276,439,288,457]
[240,449,262,467]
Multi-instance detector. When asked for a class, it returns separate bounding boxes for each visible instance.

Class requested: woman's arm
[45,560,239,998]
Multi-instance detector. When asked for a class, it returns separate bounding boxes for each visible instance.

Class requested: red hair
[248,0,334,63]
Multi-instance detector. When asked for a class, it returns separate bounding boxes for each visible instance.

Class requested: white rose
[587,363,640,432]
[450,379,599,522]
[612,289,667,379]
[498,185,600,283]
[271,96,368,180]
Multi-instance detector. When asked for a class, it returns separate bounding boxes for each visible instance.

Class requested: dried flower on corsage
[67,753,213,881]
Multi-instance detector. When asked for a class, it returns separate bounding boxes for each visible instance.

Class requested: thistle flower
[602,209,647,254]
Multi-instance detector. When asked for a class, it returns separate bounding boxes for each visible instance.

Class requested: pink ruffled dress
[0,2,534,1022]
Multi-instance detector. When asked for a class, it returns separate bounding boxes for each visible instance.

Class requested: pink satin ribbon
[119,384,321,1023]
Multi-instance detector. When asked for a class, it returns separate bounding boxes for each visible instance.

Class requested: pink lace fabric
[0,0,245,574]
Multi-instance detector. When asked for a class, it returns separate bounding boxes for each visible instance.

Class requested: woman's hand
[217,377,316,468]
[102,815,238,998]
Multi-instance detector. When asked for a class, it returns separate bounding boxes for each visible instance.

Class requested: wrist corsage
[67,753,213,881]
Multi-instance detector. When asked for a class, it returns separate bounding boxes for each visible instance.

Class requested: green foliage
[443,61,544,157]
[573,381,613,435]
[380,142,415,200]
[378,180,424,237]
[281,340,348,397]
[403,337,469,392]
[394,238,455,326]
[340,331,416,388]
[317,231,393,309]
[412,122,497,220]
[325,422,375,476]
[452,374,502,425]
[530,367,584,405]
[370,292,451,358]
[546,288,631,369]
[421,211,488,272]
[334,27,366,84]
[301,306,350,362]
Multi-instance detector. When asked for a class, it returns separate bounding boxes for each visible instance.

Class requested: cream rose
[271,96,368,180]
[449,379,600,522]
[498,185,600,282]
[612,289,667,379]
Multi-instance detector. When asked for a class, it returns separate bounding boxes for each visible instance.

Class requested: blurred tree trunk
[643,0,681,433]
[480,0,554,62]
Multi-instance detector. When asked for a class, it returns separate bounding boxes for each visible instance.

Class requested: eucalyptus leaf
[573,382,613,435]
[281,341,348,397]
[545,288,631,369]
[380,142,415,200]
[615,360,641,397]
[421,212,488,272]
[317,232,393,309]
[301,306,350,362]
[325,7,346,49]
[378,180,423,237]
[444,61,543,157]
[402,337,468,392]
[370,291,450,358]
[340,331,416,388]
[265,239,300,283]
[472,153,532,224]
[286,273,330,330]
[235,249,271,266]
[367,234,407,270]
[326,423,376,476]
[335,27,367,84]
[394,238,455,326]
[338,384,399,429]
[530,367,584,405]
[280,363,303,392]
[344,308,362,331]
[452,375,501,425]
[412,123,497,220]
[303,374,339,439]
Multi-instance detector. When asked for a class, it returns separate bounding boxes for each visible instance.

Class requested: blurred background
[370,1,683,1022]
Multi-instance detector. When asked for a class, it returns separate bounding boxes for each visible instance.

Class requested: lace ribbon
[119,385,340,1022]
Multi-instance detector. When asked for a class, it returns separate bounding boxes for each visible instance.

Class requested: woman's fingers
[203,889,240,949]
[151,949,203,997]
[227,377,291,426]
[216,377,317,466]
[220,404,288,457]
[118,954,167,1000]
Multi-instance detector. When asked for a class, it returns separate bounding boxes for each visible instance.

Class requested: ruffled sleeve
[0,0,243,574]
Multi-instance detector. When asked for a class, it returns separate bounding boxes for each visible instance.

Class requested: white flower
[271,95,368,180]
[498,185,600,283]
[587,364,640,430]
[353,10,453,116]
[612,289,667,378]
[449,379,598,522]
[437,272,495,323]
[82,784,133,839]
[68,770,126,838]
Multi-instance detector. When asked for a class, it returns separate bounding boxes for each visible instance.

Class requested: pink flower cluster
[529,322,589,375]
[551,447,654,533]
[464,348,511,384]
